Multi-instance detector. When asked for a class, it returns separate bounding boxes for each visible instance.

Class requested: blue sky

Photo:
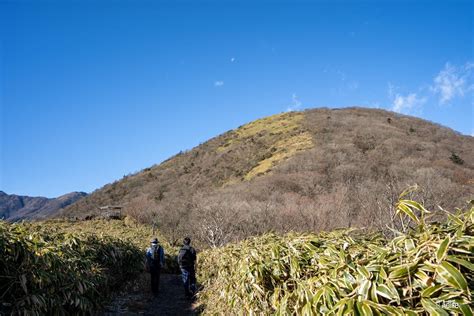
[1,0,473,197]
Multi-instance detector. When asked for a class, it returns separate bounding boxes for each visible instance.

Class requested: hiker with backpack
[178,237,197,298]
[146,238,165,295]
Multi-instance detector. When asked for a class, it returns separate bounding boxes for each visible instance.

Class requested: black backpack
[179,246,194,267]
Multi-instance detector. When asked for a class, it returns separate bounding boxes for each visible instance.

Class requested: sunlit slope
[61,108,474,246]
[62,111,313,217]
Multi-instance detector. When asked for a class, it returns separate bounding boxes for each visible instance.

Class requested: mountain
[0,191,87,221]
[62,107,474,245]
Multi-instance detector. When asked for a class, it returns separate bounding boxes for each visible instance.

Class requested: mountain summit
[63,107,473,245]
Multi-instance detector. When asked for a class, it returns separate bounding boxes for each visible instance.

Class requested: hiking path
[103,273,199,315]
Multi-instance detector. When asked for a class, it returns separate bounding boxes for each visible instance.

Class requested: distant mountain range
[0,191,87,221]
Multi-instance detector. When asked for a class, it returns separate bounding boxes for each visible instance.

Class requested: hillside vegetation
[197,199,474,315]
[0,219,175,314]
[62,108,474,247]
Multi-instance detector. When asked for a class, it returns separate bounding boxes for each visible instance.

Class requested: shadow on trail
[104,273,199,315]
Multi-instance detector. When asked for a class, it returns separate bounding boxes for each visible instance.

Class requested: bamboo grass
[197,201,474,315]
[0,220,144,314]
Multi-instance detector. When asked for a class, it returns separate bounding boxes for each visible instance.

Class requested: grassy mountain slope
[62,107,474,246]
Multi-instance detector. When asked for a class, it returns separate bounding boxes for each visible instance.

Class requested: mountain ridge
[0,191,87,221]
[61,107,473,246]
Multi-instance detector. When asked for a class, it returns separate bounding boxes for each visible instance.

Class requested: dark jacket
[178,245,196,269]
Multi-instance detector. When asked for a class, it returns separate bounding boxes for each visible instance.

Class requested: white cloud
[214,81,224,87]
[286,93,302,112]
[387,82,397,99]
[392,93,427,114]
[384,61,472,115]
[431,62,473,104]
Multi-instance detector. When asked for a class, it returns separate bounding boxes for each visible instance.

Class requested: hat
[151,238,158,244]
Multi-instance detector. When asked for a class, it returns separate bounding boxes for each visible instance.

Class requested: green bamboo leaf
[357,280,371,300]
[301,301,313,316]
[389,262,418,279]
[446,255,474,271]
[437,291,465,302]
[279,293,289,314]
[415,270,433,286]
[436,261,468,292]
[330,297,350,316]
[459,304,473,316]
[398,185,419,199]
[357,266,371,279]
[371,282,380,303]
[344,298,354,316]
[356,301,373,316]
[421,285,444,298]
[311,288,324,306]
[376,284,398,301]
[447,213,464,226]
[421,298,449,316]
[404,239,415,251]
[436,236,450,262]
[396,202,420,223]
[364,300,404,315]
[403,200,430,214]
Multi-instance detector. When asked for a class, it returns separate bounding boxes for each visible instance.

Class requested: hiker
[178,237,197,298]
[146,238,165,295]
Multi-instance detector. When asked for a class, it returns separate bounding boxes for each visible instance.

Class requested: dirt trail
[103,273,198,315]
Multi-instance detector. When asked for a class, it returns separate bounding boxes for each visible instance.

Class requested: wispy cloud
[392,93,427,114]
[385,62,472,115]
[387,82,397,99]
[431,62,473,104]
[388,83,426,114]
[286,93,302,112]
[214,81,224,87]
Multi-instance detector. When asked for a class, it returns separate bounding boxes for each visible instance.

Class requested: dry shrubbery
[62,108,474,248]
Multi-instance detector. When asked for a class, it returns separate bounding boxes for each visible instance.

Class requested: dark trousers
[180,267,196,296]
[150,267,161,294]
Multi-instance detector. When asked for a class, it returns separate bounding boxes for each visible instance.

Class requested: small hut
[98,205,123,220]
